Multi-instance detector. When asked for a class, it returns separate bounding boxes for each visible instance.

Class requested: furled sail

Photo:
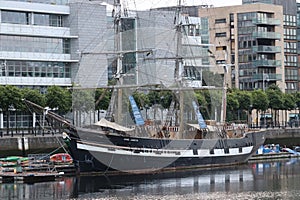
[129,95,145,126]
[192,101,207,129]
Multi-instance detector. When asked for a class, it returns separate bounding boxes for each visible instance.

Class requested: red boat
[50,153,73,164]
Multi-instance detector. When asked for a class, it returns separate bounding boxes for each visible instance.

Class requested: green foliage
[226,92,239,122]
[0,85,22,111]
[235,90,252,111]
[283,93,295,111]
[72,89,95,113]
[251,89,268,112]
[132,91,150,109]
[194,90,210,119]
[266,84,283,110]
[21,88,45,110]
[147,90,172,109]
[293,92,300,110]
[95,88,111,110]
[45,85,71,113]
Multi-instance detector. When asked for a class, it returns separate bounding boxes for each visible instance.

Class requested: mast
[220,65,228,124]
[114,0,123,123]
[174,0,184,139]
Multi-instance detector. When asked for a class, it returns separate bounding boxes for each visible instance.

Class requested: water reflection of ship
[70,166,254,198]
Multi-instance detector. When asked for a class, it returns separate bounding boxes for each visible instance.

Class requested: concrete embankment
[252,127,300,147]
[0,135,65,156]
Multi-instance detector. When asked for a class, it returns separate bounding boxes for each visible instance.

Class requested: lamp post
[248,104,253,128]
[262,72,269,91]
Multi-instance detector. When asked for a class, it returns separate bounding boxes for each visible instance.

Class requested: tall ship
[24,0,265,174]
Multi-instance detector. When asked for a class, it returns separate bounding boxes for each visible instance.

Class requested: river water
[1,159,300,200]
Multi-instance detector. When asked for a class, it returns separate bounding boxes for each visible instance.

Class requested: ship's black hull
[65,128,265,174]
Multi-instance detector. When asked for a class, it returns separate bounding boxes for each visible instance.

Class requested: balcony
[252,18,281,26]
[252,73,282,81]
[252,46,281,53]
[253,60,281,67]
[252,32,281,40]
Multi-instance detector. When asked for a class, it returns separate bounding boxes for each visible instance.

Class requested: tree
[0,85,22,134]
[21,88,46,109]
[226,92,239,122]
[234,90,252,122]
[293,92,300,114]
[45,86,71,114]
[147,90,172,109]
[251,89,269,127]
[132,91,150,109]
[282,93,296,125]
[72,89,95,113]
[195,91,209,119]
[95,88,111,111]
[266,84,283,126]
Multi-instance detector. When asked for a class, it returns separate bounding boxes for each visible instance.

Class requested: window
[1,10,64,27]
[216,60,226,64]
[0,60,71,78]
[284,55,297,66]
[215,18,226,24]
[285,68,298,81]
[63,39,70,54]
[284,14,296,26]
[216,46,227,51]
[1,10,31,25]
[3,0,68,5]
[284,42,297,53]
[0,35,68,54]
[216,32,226,37]
[284,28,296,40]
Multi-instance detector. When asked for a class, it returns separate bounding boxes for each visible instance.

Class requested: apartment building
[198,3,286,91]
[242,0,298,93]
[196,0,299,93]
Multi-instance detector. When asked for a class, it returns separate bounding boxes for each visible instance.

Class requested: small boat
[50,153,73,164]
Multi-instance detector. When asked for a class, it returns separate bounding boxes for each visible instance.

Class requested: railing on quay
[0,126,63,138]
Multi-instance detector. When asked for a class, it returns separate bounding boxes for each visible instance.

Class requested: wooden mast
[174,0,184,139]
[113,0,123,123]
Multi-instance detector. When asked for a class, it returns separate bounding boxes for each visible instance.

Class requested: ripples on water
[80,191,300,200]
[2,159,300,199]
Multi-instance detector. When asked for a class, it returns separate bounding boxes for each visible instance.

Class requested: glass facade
[0,0,73,128]
[182,17,209,84]
[0,60,71,78]
[3,0,68,5]
[242,0,273,4]
[1,10,65,27]
[0,35,70,54]
[3,112,33,129]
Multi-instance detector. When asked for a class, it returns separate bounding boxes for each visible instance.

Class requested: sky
[125,0,243,10]
[124,0,300,10]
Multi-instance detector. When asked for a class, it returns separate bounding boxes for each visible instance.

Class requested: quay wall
[260,128,300,146]
[0,135,65,156]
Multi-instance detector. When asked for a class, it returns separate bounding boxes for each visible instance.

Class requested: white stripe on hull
[77,143,253,158]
